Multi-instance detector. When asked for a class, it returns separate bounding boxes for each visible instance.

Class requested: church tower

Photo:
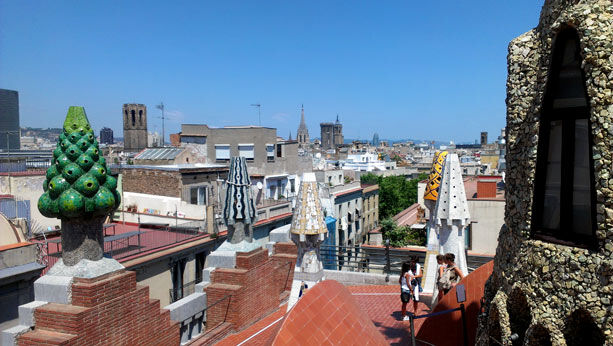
[333,114,343,147]
[296,105,309,148]
[123,103,147,152]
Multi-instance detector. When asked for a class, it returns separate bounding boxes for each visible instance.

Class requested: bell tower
[123,103,147,152]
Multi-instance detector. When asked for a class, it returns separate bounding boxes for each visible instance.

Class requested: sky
[0,1,544,143]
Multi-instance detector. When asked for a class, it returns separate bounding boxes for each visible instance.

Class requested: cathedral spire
[297,104,309,148]
[300,104,306,127]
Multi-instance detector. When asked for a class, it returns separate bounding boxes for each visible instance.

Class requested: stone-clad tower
[122,103,147,152]
[296,105,309,148]
[477,1,613,345]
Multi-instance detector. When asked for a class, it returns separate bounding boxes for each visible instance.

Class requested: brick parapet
[71,270,136,307]
[235,248,269,269]
[18,270,179,346]
[204,246,295,335]
[272,242,297,256]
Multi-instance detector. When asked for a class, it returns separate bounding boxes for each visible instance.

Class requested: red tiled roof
[370,203,422,234]
[417,260,494,346]
[348,284,430,344]
[393,203,420,226]
[269,280,388,345]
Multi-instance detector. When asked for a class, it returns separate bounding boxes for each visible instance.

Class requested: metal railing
[103,226,204,259]
[169,280,197,303]
[320,244,423,275]
[40,225,209,275]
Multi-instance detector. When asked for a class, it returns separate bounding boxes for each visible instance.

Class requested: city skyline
[0,1,542,142]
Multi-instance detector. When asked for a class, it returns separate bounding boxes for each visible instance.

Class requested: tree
[360,172,379,185]
[378,175,411,219]
[361,172,429,221]
[380,218,426,247]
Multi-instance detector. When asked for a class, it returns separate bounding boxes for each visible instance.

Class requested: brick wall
[121,169,181,198]
[205,247,296,333]
[18,270,179,346]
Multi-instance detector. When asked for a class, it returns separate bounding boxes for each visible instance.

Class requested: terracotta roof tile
[270,280,387,345]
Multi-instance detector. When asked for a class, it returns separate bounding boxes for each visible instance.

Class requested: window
[215,144,230,161]
[266,144,275,162]
[277,144,283,158]
[195,252,206,283]
[532,28,596,248]
[139,110,143,125]
[131,110,135,126]
[238,143,254,161]
[190,186,207,205]
[465,224,472,250]
[181,136,206,144]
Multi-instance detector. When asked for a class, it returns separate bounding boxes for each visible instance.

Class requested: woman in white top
[407,256,422,314]
[399,262,412,321]
[435,254,446,302]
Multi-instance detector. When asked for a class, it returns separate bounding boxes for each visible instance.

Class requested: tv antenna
[156,102,165,146]
[250,104,261,126]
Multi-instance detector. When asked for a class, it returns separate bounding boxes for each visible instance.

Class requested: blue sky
[0,1,543,143]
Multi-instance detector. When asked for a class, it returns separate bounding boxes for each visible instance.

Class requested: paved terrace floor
[34,223,222,274]
[211,285,430,345]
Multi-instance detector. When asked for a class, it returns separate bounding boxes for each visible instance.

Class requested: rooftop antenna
[156,102,165,146]
[250,104,261,126]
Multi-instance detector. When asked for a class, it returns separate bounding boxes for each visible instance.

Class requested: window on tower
[131,110,136,127]
[532,27,596,249]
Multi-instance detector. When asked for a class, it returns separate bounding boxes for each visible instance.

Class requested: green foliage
[360,173,379,185]
[38,106,120,220]
[381,218,426,248]
[379,175,413,220]
[361,172,429,221]
[417,172,429,181]
[344,175,353,184]
[380,218,396,235]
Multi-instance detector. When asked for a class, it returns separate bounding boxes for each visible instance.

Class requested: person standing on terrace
[399,261,413,321]
[407,256,423,314]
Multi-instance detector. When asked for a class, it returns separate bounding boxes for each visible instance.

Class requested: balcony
[36,223,211,275]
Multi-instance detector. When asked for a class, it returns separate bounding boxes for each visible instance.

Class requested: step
[34,303,88,335]
[18,328,77,345]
